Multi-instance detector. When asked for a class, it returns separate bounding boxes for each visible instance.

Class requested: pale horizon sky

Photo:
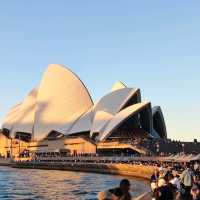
[0,1,200,141]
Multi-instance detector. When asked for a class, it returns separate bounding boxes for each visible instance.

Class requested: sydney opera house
[0,64,168,158]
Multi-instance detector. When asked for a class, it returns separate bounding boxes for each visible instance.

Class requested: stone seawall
[12,162,155,180]
[0,158,13,166]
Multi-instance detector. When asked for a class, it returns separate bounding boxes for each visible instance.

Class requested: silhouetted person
[153,177,174,200]
[151,169,159,183]
[109,179,132,200]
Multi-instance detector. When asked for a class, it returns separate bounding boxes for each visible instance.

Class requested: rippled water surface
[0,166,149,200]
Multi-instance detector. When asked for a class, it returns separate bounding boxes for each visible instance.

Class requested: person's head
[172,170,177,177]
[119,179,131,193]
[168,174,174,182]
[159,168,165,177]
[186,163,191,169]
[191,185,200,198]
[158,178,167,187]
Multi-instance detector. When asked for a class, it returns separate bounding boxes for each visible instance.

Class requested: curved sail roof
[112,81,126,91]
[51,114,81,136]
[5,103,22,117]
[98,102,151,141]
[90,111,113,136]
[89,88,141,136]
[67,109,94,135]
[62,101,98,135]
[93,88,140,117]
[2,103,22,130]
[10,88,38,138]
[152,106,167,138]
[1,64,167,143]
[33,64,93,140]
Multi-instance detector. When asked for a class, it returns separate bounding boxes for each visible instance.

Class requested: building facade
[1,64,167,158]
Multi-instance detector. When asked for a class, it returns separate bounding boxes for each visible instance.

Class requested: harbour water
[0,166,149,200]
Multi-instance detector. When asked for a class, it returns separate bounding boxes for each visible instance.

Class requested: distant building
[0,64,167,158]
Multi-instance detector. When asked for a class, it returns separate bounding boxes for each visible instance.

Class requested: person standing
[180,164,194,200]
[170,172,181,191]
[98,179,132,200]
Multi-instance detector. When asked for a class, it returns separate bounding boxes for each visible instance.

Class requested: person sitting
[108,179,132,200]
[98,179,132,200]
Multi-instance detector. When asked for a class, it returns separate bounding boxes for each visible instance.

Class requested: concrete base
[12,162,155,179]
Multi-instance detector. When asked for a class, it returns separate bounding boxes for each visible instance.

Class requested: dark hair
[120,179,130,187]
[186,163,190,168]
[168,174,174,181]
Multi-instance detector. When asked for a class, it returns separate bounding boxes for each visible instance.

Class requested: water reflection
[0,166,149,200]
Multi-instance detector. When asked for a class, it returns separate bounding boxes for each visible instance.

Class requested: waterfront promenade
[1,154,199,200]
[1,154,199,179]
[13,161,156,180]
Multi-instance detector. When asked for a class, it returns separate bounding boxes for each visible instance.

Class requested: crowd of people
[150,162,200,200]
[17,152,200,200]
[97,162,200,200]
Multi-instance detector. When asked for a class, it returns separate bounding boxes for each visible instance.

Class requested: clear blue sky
[0,1,200,141]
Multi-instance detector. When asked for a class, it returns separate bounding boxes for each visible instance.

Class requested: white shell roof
[90,111,113,137]
[93,88,140,116]
[111,81,126,91]
[10,88,38,138]
[33,64,93,140]
[98,102,151,141]
[67,109,93,134]
[51,114,80,136]
[1,64,165,142]
[88,88,141,137]
[2,103,22,130]
[5,103,22,117]
[60,101,98,135]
